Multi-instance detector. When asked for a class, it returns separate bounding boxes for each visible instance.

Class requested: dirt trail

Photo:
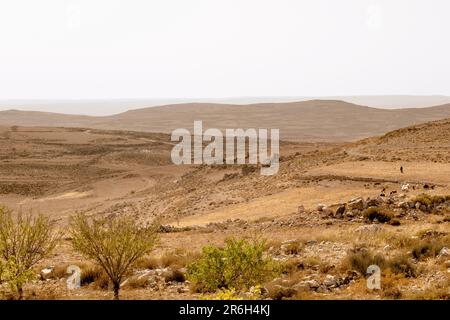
[306,161,450,185]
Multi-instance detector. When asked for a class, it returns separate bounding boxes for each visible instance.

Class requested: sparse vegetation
[0,207,59,299]
[125,275,151,289]
[387,255,416,278]
[80,265,110,289]
[413,194,450,206]
[265,283,297,300]
[342,247,387,275]
[164,269,186,283]
[342,247,417,278]
[411,241,445,260]
[200,288,243,300]
[1,119,450,300]
[70,213,159,299]
[363,207,392,223]
[187,238,278,293]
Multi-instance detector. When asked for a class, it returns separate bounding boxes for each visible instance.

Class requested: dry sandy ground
[0,120,449,300]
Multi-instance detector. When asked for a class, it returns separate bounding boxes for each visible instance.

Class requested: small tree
[0,207,59,299]
[70,213,159,300]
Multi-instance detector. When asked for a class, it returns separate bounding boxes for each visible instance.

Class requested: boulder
[40,267,53,280]
[297,205,305,214]
[316,285,329,293]
[345,210,354,218]
[398,201,409,209]
[292,282,311,293]
[303,279,320,290]
[317,204,327,212]
[323,275,337,288]
[348,197,364,210]
[438,247,450,259]
[335,205,346,217]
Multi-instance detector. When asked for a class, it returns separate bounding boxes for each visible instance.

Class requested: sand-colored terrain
[0,116,449,300]
[2,100,450,141]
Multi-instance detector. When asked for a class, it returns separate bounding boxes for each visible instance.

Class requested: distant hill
[1,100,450,141]
[347,118,450,162]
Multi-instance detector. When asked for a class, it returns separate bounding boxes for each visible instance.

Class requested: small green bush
[187,238,278,292]
[200,288,244,300]
[363,207,392,223]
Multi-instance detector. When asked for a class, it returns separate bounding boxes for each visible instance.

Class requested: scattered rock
[438,247,450,259]
[335,205,346,217]
[323,275,337,288]
[348,197,364,210]
[40,267,54,280]
[398,201,409,209]
[292,283,310,293]
[355,224,381,234]
[303,279,320,290]
[316,285,329,293]
[345,210,354,218]
[401,184,410,192]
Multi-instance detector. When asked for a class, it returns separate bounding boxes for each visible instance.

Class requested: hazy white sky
[0,0,449,100]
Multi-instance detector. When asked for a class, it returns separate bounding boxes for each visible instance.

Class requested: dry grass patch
[341,246,417,278]
[125,276,151,289]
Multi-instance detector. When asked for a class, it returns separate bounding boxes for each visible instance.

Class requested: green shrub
[200,288,243,300]
[0,207,59,299]
[70,213,159,299]
[187,238,277,292]
[363,207,392,223]
[0,258,35,298]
